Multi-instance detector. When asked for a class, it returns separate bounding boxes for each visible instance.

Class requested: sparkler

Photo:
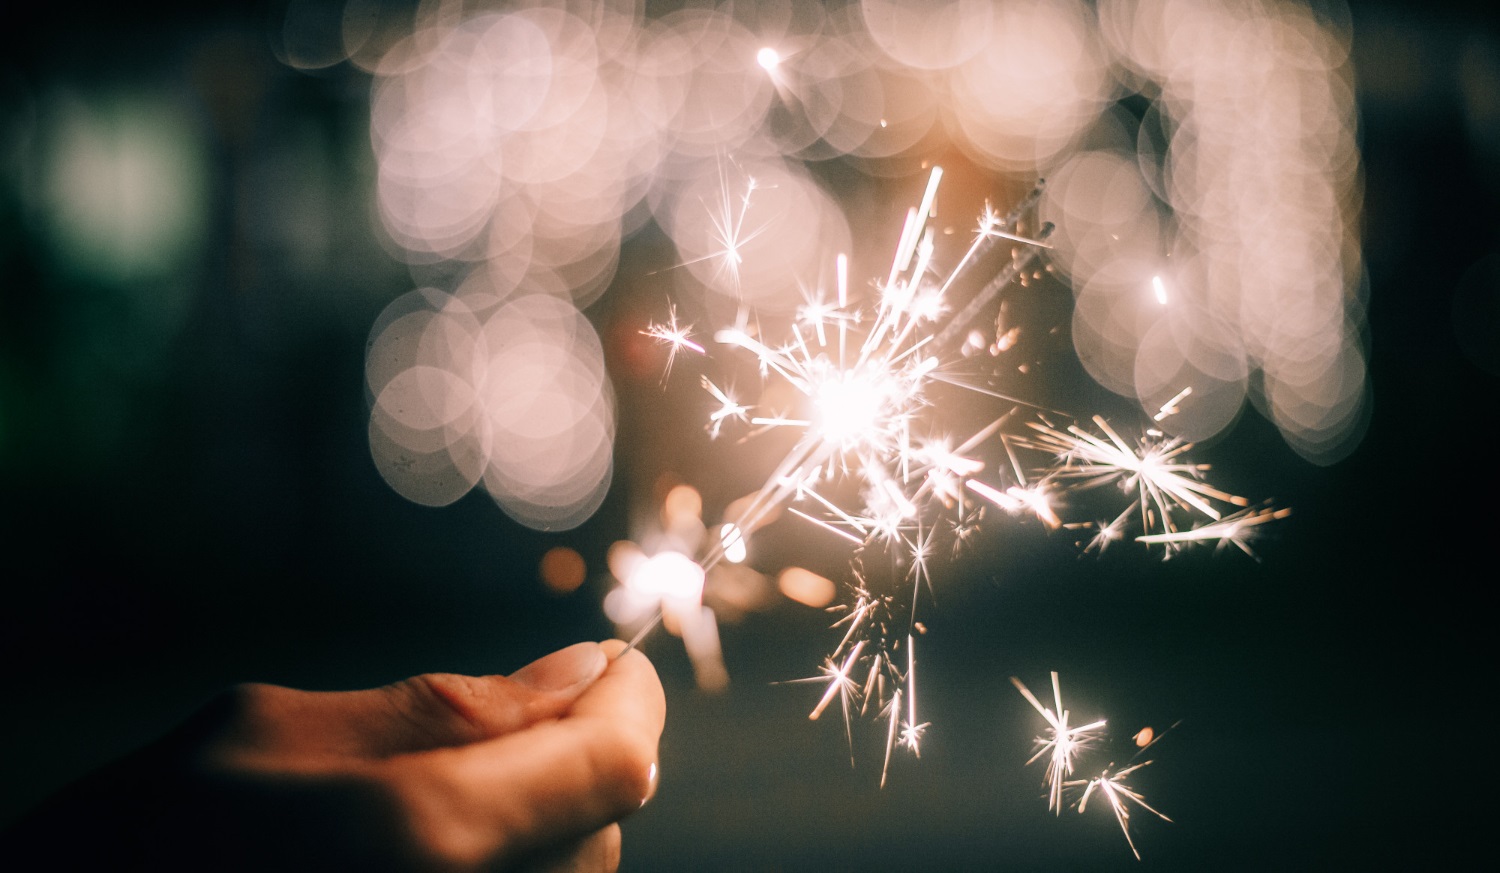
[291,0,1334,858]
[640,164,1281,780]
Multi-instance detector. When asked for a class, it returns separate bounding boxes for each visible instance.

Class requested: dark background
[2,2,1493,870]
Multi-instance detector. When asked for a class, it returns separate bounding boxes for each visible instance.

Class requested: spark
[1136,504,1292,558]
[1011,672,1107,815]
[898,714,929,754]
[1083,513,1130,555]
[1068,761,1173,860]
[964,478,1060,528]
[1153,386,1192,422]
[904,521,939,594]
[674,170,1054,613]
[1021,415,1254,547]
[642,303,705,382]
[783,641,866,764]
[670,159,773,293]
[701,376,749,438]
[877,640,930,787]
[806,640,864,723]
[897,637,930,755]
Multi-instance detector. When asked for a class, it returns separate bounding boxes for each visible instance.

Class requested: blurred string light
[277,0,1368,539]
[605,482,753,691]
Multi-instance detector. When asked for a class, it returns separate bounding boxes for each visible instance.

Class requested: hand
[3,640,665,872]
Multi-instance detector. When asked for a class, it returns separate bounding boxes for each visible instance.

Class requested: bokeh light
[944,0,1115,171]
[38,91,207,284]
[1082,0,1367,463]
[366,285,615,530]
[344,0,1368,531]
[777,566,836,608]
[539,545,588,594]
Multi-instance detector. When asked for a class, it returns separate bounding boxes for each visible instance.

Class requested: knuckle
[403,673,491,741]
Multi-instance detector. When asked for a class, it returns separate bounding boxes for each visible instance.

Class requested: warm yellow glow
[627,551,706,603]
[662,484,703,527]
[539,547,586,594]
[778,567,835,608]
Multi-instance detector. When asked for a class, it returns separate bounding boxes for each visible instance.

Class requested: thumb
[216,642,611,760]
[379,641,612,752]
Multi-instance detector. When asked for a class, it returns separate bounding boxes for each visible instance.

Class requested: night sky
[2,2,1494,870]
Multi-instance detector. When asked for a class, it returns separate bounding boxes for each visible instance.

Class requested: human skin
[1,640,665,872]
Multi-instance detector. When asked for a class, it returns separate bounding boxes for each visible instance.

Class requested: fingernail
[510,642,607,693]
[641,761,659,808]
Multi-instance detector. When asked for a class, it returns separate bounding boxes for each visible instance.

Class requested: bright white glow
[813,370,887,446]
[756,47,781,71]
[720,523,747,563]
[627,551,706,603]
[1012,672,1107,816]
[1151,274,1168,305]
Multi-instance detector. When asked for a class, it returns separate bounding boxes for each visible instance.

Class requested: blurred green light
[41,91,207,284]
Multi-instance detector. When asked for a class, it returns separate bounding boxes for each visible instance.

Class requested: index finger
[381,641,665,869]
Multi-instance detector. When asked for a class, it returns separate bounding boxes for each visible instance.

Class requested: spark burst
[1068,761,1173,861]
[640,302,704,383]
[1014,673,1176,860]
[1019,415,1289,557]
[642,166,1281,778]
[1010,672,1107,815]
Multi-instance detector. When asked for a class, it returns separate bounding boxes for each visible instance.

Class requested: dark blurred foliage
[1,2,1497,871]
